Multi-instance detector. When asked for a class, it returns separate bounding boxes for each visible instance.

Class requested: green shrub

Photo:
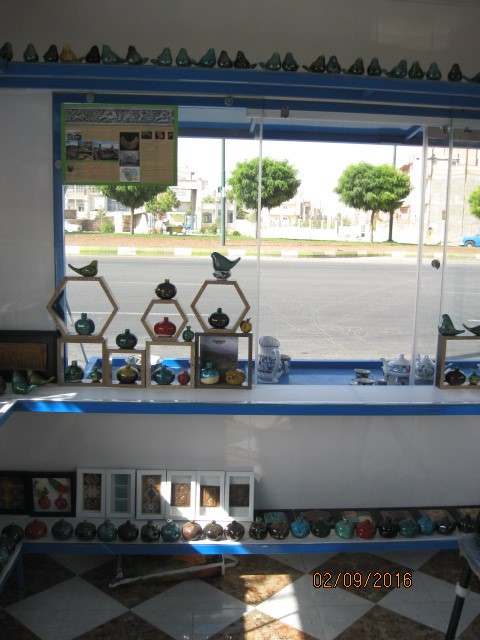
[231,230,241,237]
[100,219,115,233]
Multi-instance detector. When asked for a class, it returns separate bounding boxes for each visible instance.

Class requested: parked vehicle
[459,233,480,247]
[64,221,82,232]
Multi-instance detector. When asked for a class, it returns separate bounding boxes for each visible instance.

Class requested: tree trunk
[369,211,375,243]
[130,207,135,234]
[387,210,394,242]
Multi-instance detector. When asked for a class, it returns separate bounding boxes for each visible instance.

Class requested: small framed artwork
[76,468,106,517]
[225,471,254,521]
[136,469,167,519]
[106,469,136,518]
[0,471,30,514]
[166,470,196,519]
[196,471,226,520]
[0,330,58,383]
[29,472,76,517]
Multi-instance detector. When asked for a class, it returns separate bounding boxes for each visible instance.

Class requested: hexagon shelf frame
[145,341,196,390]
[140,299,188,342]
[190,280,250,334]
[46,276,119,339]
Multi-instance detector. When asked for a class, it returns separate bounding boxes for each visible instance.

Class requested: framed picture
[136,469,167,519]
[196,471,226,520]
[166,470,196,519]
[0,471,30,514]
[76,468,106,517]
[0,330,58,383]
[106,469,136,518]
[225,471,254,521]
[29,472,75,517]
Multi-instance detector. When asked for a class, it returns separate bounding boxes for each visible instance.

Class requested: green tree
[99,184,167,234]
[145,188,180,217]
[468,186,480,219]
[228,157,301,232]
[334,162,412,242]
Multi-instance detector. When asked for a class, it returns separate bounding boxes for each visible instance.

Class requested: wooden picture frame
[166,470,197,519]
[0,471,30,515]
[225,471,254,521]
[106,468,136,518]
[29,471,76,517]
[76,468,106,517]
[135,469,167,519]
[195,471,226,520]
[0,330,58,383]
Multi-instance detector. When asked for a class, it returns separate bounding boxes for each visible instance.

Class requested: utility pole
[220,139,226,246]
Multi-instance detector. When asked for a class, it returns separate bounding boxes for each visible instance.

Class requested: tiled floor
[1,549,480,639]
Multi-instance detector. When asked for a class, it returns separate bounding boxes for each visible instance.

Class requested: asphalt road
[64,255,480,361]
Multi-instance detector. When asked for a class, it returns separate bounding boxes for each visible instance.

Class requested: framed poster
[106,469,136,518]
[195,471,226,520]
[76,468,106,517]
[0,471,30,514]
[0,330,57,383]
[136,469,167,519]
[225,471,254,521]
[62,104,177,185]
[166,470,196,519]
[29,472,75,517]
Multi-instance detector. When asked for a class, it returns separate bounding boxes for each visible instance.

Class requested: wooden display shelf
[435,334,480,389]
[194,332,252,389]
[56,337,106,385]
[145,341,195,389]
[190,280,250,334]
[140,299,188,342]
[103,348,146,388]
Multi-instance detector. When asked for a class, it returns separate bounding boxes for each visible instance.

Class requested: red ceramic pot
[25,519,48,539]
[154,317,176,337]
[355,519,377,539]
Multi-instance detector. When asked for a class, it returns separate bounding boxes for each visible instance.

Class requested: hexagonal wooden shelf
[190,280,250,333]
[140,299,188,342]
[46,276,119,339]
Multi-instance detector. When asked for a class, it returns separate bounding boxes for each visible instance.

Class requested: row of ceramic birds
[438,313,480,336]
[1,41,479,82]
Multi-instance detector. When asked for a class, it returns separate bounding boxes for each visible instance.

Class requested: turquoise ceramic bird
[11,371,37,395]
[438,314,465,336]
[342,58,364,75]
[303,55,326,73]
[367,57,382,76]
[26,370,55,386]
[462,323,480,336]
[125,45,148,65]
[194,48,216,67]
[326,56,341,74]
[151,47,173,66]
[426,62,442,81]
[23,43,39,62]
[448,63,463,82]
[211,252,241,280]
[68,260,98,277]
[217,50,233,68]
[233,51,256,69]
[282,52,299,72]
[101,45,125,64]
[0,41,13,62]
[383,59,408,78]
[175,48,194,66]
[259,52,281,71]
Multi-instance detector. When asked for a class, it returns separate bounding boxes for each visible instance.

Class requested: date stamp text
[312,571,413,589]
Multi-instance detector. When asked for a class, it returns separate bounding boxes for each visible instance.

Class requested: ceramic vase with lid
[141,520,161,542]
[75,312,95,335]
[51,518,74,541]
[154,317,176,337]
[290,515,311,538]
[155,278,177,300]
[182,520,203,541]
[116,362,139,384]
[65,360,84,382]
[116,329,138,349]
[160,519,181,542]
[97,519,118,542]
[208,308,229,329]
[224,520,245,541]
[257,336,282,383]
[118,520,139,542]
[248,517,268,540]
[199,361,220,385]
[75,520,97,541]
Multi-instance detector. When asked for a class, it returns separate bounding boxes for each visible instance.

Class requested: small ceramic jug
[257,336,282,383]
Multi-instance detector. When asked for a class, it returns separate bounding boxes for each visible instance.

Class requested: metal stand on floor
[445,559,473,640]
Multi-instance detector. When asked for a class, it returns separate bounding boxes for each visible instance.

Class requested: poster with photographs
[62,104,177,185]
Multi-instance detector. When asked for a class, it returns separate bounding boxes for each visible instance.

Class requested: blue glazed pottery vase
[160,519,181,542]
[398,517,419,538]
[417,514,436,536]
[290,515,311,538]
[199,362,220,385]
[152,364,175,385]
[335,516,354,539]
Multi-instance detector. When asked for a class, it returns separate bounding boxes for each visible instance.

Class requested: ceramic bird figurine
[11,371,37,395]
[194,48,216,67]
[43,44,60,63]
[302,55,326,73]
[367,57,382,76]
[326,56,341,74]
[211,252,241,280]
[151,47,173,66]
[175,48,194,67]
[408,61,425,80]
[68,260,98,277]
[383,59,408,78]
[85,45,101,64]
[259,52,281,71]
[0,41,13,61]
[426,62,442,81]
[282,52,299,72]
[438,314,465,336]
[23,43,39,63]
[60,44,80,63]
[125,45,148,65]
[233,51,256,69]
[26,370,55,386]
[101,45,125,64]
[448,63,463,82]
[217,50,233,68]
[342,58,364,75]
[462,323,480,336]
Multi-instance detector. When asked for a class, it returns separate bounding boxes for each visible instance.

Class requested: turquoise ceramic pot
[199,362,220,385]
[290,515,311,538]
[161,519,181,542]
[335,517,354,539]
[417,514,436,536]
[152,364,175,385]
[75,312,95,335]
